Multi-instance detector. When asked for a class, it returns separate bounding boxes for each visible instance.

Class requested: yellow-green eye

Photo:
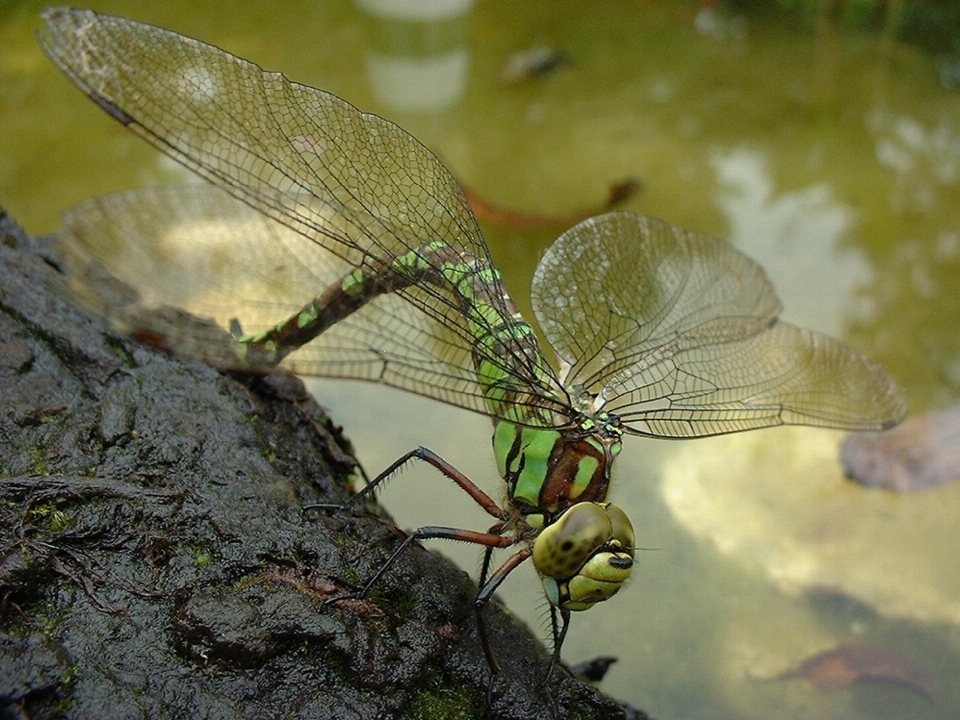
[605,503,635,554]
[532,502,635,611]
[533,502,611,579]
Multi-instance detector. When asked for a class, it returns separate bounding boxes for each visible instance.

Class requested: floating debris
[842,405,960,491]
[461,177,642,230]
[764,643,937,702]
[500,45,573,84]
[570,655,618,683]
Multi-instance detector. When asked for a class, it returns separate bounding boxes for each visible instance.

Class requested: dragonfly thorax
[492,414,623,518]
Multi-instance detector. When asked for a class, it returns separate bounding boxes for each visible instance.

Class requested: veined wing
[39,8,470,272]
[531,212,906,437]
[41,8,568,420]
[60,184,566,419]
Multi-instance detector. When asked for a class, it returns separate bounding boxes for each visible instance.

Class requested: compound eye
[533,502,635,611]
[605,503,635,558]
[533,503,609,580]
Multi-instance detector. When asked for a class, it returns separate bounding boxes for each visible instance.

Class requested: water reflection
[868,109,960,213]
[357,0,473,111]
[712,146,866,335]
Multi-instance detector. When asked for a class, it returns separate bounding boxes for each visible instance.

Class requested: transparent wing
[531,212,905,436]
[41,8,567,420]
[39,8,470,271]
[60,185,531,416]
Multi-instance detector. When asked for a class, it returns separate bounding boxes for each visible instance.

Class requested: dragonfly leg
[546,605,572,681]
[305,446,506,520]
[306,448,541,677]
[325,525,515,607]
[474,546,535,675]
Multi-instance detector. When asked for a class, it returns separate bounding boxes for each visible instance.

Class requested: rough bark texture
[0,210,647,720]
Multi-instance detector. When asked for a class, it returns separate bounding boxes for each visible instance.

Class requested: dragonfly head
[533,502,635,611]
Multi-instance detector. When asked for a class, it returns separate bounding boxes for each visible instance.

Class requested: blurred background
[2,1,959,717]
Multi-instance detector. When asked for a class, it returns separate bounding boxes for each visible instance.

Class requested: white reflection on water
[711,147,868,335]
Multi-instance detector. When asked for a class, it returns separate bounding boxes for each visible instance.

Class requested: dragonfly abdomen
[237,261,405,366]
[415,242,559,423]
[241,240,558,424]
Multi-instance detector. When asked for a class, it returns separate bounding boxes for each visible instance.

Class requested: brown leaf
[788,643,937,702]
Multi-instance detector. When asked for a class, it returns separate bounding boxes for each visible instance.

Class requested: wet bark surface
[0,210,647,720]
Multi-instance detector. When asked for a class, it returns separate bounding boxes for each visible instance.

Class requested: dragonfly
[40,7,905,676]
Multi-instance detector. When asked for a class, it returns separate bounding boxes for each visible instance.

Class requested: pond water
[3,1,959,718]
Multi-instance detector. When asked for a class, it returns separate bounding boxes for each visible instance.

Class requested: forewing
[531,212,905,436]
[533,212,781,391]
[39,8,479,273]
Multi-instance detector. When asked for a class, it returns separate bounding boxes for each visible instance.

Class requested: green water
[3,1,959,717]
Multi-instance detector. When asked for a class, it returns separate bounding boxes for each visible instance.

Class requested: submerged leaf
[777,643,937,702]
[842,405,960,491]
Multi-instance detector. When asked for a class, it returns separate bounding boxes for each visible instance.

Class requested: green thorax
[493,414,624,518]
[239,237,619,518]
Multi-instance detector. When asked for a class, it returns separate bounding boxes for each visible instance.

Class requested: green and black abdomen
[240,239,558,424]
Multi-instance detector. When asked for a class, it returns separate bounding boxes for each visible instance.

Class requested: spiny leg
[531,605,574,716]
[314,458,537,685]
[307,447,521,626]
[472,547,572,705]
[330,525,517,607]
[547,605,572,680]
[474,545,534,677]
[304,446,506,520]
